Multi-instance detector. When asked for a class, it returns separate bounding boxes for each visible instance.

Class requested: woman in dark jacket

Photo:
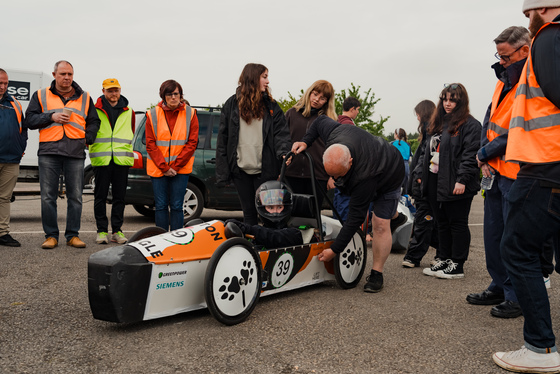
[402,100,439,268]
[284,80,337,209]
[216,63,291,225]
[416,84,481,279]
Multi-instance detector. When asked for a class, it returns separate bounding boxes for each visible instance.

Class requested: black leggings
[232,171,263,226]
[427,172,473,263]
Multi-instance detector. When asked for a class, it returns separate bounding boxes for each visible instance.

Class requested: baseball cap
[102,78,121,89]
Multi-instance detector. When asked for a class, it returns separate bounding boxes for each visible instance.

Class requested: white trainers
[111,231,128,244]
[493,346,560,373]
[96,232,109,244]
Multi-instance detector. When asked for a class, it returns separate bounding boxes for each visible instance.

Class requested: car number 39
[271,253,294,288]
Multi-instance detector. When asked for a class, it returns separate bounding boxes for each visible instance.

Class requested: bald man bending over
[292,115,405,293]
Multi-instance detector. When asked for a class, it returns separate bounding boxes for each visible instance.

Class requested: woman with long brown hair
[216,63,291,225]
[416,84,481,279]
[285,80,337,208]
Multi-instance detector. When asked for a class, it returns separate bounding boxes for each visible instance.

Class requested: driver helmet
[255,181,293,228]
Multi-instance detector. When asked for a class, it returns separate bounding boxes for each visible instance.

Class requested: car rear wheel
[204,238,261,325]
[83,168,95,191]
[133,204,155,217]
[183,183,204,221]
[334,230,367,289]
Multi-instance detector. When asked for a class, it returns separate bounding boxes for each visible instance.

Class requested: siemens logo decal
[156,281,185,290]
[158,270,187,278]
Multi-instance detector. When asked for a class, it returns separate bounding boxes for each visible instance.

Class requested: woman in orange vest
[145,80,199,231]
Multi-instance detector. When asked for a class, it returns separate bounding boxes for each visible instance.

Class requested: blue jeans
[38,155,84,241]
[484,174,517,302]
[333,188,351,222]
[150,174,189,231]
[501,178,560,352]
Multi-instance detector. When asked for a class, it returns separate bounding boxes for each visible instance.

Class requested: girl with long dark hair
[216,63,291,225]
[416,84,481,278]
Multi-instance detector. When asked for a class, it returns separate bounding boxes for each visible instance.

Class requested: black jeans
[427,172,473,264]
[93,161,129,233]
[404,198,439,265]
[232,171,264,226]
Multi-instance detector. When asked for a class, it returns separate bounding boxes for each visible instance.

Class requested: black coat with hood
[415,115,481,202]
[216,93,291,186]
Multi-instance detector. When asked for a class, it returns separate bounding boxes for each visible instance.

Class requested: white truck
[5,68,47,182]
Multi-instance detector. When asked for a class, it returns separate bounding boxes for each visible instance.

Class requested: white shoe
[96,232,109,244]
[545,277,551,290]
[111,231,128,244]
[493,346,560,373]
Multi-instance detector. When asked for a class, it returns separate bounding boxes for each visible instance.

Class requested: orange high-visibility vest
[37,88,89,142]
[486,80,520,179]
[506,21,560,164]
[9,97,23,133]
[146,105,195,177]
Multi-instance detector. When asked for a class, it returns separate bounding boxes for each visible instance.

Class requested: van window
[197,112,211,149]
[210,115,220,150]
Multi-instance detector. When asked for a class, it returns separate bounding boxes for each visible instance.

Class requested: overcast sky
[4,0,529,136]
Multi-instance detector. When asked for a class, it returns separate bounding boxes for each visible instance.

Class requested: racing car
[88,152,412,326]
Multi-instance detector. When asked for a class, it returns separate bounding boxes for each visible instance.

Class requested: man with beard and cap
[492,1,560,372]
[90,78,135,245]
[465,26,531,320]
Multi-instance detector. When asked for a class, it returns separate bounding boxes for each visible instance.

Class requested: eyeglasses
[165,92,180,97]
[494,45,523,62]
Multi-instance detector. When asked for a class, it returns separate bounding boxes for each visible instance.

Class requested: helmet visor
[259,189,285,206]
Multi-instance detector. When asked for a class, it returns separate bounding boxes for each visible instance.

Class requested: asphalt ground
[1,193,558,374]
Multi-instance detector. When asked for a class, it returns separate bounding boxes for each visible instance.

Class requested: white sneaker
[545,277,551,290]
[96,232,109,244]
[493,346,560,373]
[111,231,128,244]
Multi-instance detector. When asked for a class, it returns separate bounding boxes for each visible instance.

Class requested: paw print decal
[218,261,254,304]
[341,247,362,269]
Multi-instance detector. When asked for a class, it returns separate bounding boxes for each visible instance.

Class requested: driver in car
[226,181,303,250]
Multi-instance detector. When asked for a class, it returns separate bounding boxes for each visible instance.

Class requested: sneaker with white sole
[493,346,560,373]
[111,231,128,244]
[435,260,464,279]
[545,276,551,290]
[423,259,448,276]
[96,232,109,244]
[402,259,418,268]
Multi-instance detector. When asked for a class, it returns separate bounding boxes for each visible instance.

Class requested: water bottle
[481,173,495,191]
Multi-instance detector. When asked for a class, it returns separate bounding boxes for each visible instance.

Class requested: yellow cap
[102,78,121,89]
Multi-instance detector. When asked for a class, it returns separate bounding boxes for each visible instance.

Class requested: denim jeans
[150,174,189,231]
[501,177,560,351]
[484,174,517,302]
[38,155,84,241]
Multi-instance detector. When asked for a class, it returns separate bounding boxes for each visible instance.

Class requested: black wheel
[183,183,204,221]
[128,226,167,242]
[204,238,261,325]
[133,204,156,217]
[83,168,95,191]
[334,230,367,289]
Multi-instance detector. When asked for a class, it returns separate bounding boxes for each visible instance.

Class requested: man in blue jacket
[0,68,27,247]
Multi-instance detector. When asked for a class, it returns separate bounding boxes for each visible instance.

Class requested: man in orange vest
[466,27,531,319]
[0,68,27,247]
[493,2,560,372]
[24,61,100,249]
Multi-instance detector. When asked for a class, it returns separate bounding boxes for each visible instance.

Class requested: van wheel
[183,183,204,221]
